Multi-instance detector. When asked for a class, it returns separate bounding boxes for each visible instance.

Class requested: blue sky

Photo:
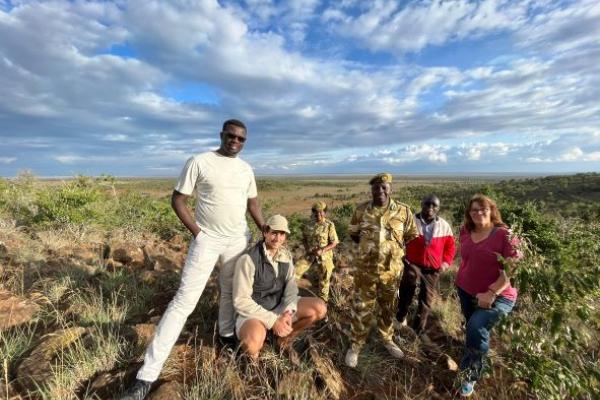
[1,0,599,177]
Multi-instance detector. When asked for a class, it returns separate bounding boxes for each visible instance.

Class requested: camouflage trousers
[295,257,335,302]
[348,262,404,350]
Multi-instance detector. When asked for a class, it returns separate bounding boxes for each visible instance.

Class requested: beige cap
[266,214,290,234]
[312,201,327,212]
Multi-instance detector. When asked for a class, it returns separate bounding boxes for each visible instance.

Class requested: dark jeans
[456,286,515,382]
[396,260,440,334]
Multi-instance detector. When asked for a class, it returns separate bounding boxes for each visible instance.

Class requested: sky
[1,0,599,177]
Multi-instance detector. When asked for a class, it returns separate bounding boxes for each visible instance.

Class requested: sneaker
[344,348,359,368]
[383,340,405,359]
[117,379,152,400]
[460,380,476,397]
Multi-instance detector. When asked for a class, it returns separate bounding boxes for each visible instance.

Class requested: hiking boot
[344,348,359,368]
[383,340,405,359]
[117,379,152,400]
[460,380,476,397]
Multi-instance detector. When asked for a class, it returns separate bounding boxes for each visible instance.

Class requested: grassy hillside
[0,173,598,399]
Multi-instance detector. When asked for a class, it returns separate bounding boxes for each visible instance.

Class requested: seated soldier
[233,214,327,359]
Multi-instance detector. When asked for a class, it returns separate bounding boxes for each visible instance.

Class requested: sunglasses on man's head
[223,131,246,143]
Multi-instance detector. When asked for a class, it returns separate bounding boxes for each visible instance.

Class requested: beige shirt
[232,246,298,329]
[174,151,257,237]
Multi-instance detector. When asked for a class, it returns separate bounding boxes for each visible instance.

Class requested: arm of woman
[476,228,517,308]
[476,270,510,308]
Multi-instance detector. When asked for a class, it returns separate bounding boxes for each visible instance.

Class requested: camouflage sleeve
[403,206,419,242]
[328,221,339,244]
[348,207,362,235]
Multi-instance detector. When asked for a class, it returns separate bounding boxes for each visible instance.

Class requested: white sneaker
[344,348,359,368]
[383,340,405,359]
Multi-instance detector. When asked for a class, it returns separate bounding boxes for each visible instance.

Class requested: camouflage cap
[266,214,290,234]
[311,201,328,212]
[369,172,393,185]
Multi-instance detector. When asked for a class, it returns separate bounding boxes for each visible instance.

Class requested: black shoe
[117,379,153,400]
[218,335,238,351]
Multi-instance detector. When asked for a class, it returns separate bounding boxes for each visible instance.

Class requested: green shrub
[287,212,309,245]
[500,219,600,399]
[33,176,103,227]
[329,203,355,242]
[0,171,39,225]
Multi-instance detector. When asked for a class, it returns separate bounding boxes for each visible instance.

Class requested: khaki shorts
[235,297,301,337]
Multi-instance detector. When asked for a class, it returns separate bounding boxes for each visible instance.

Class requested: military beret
[369,173,392,185]
[312,201,327,212]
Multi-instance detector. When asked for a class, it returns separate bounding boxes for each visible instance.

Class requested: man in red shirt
[396,195,455,335]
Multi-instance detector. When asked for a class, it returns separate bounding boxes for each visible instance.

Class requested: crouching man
[233,214,327,359]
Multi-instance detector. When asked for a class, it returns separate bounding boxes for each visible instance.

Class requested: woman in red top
[455,194,520,397]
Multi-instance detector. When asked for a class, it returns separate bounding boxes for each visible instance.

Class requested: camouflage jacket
[302,218,339,262]
[349,198,418,264]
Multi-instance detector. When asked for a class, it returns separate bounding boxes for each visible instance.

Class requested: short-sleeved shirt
[174,151,257,237]
[302,218,339,262]
[456,226,519,301]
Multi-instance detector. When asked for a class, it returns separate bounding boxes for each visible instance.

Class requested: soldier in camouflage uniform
[344,173,418,368]
[295,201,339,301]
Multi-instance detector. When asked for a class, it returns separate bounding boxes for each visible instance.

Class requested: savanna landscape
[0,172,599,399]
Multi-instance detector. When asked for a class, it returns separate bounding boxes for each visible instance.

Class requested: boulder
[121,323,156,349]
[0,290,40,331]
[143,244,186,272]
[16,327,87,393]
[70,244,103,264]
[108,243,145,268]
[148,381,183,400]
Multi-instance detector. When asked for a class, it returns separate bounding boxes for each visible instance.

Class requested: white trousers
[137,230,247,382]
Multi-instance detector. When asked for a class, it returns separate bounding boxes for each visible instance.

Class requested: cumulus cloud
[0,0,598,176]
[322,0,530,55]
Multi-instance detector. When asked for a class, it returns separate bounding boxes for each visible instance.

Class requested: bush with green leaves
[498,210,600,399]
[0,171,39,224]
[329,203,355,242]
[33,176,103,228]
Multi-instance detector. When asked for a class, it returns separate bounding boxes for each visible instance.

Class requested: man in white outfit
[119,119,265,400]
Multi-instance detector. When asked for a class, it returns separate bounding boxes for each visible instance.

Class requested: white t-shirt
[174,151,258,237]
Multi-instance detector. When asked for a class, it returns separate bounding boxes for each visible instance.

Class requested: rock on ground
[16,327,87,393]
[148,381,183,400]
[0,290,40,331]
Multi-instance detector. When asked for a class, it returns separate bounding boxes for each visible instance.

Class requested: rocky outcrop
[148,381,183,400]
[16,327,87,393]
[108,243,145,268]
[0,290,40,331]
